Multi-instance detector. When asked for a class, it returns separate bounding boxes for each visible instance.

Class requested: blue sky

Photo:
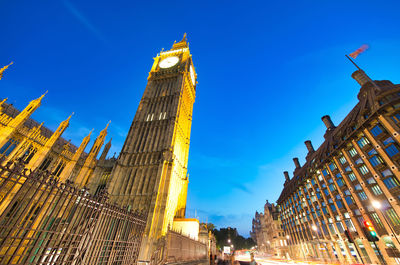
[1,0,400,236]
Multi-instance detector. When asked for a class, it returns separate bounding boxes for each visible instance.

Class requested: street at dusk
[1,0,400,264]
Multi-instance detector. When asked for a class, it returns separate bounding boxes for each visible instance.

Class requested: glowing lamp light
[311,225,318,231]
[372,200,382,209]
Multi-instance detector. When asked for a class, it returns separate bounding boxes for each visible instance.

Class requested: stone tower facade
[107,35,197,259]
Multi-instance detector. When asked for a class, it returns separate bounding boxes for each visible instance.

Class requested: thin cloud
[62,0,106,42]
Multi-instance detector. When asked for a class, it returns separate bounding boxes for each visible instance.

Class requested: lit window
[371,185,383,195]
[370,212,384,228]
[358,191,368,201]
[354,184,362,190]
[339,156,347,164]
[349,148,358,157]
[359,165,369,175]
[357,137,370,148]
[348,173,357,181]
[386,208,400,226]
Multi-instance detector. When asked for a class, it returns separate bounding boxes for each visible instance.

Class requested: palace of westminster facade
[252,68,400,264]
[0,35,205,262]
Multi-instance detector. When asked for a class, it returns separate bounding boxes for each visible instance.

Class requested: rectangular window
[337,178,344,187]
[355,184,362,190]
[386,208,400,226]
[383,177,400,189]
[358,191,368,201]
[370,212,384,229]
[371,185,383,195]
[355,158,363,165]
[348,172,357,181]
[329,184,336,192]
[369,156,383,167]
[368,149,378,156]
[339,156,347,164]
[330,204,337,212]
[345,196,354,205]
[349,148,358,157]
[329,163,337,171]
[385,144,400,157]
[366,177,376,184]
[359,165,369,175]
[391,113,400,124]
[383,137,395,146]
[371,124,383,137]
[357,137,370,148]
[382,169,394,177]
[322,169,328,176]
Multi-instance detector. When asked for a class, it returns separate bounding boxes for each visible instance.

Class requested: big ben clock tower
[108,34,197,259]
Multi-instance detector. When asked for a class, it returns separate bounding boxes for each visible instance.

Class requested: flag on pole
[349,44,369,59]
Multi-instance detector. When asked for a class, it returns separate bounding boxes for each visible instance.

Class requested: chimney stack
[321,115,335,130]
[284,171,290,182]
[352,70,370,87]
[293,157,301,169]
[305,140,314,154]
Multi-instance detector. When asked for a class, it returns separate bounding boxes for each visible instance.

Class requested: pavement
[235,254,344,265]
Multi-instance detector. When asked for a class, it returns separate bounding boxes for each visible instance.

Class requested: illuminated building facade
[251,201,288,258]
[107,34,197,260]
[0,94,113,190]
[277,69,400,264]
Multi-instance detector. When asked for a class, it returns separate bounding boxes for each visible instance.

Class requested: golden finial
[0,98,7,106]
[182,33,187,42]
[0,62,13,80]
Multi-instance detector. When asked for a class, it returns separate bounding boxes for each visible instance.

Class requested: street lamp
[371,200,400,246]
[228,239,231,243]
[312,225,318,231]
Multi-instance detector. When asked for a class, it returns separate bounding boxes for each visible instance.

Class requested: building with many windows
[277,68,400,264]
[251,201,288,258]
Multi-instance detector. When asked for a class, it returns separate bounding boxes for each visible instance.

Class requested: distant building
[277,69,400,264]
[251,200,288,257]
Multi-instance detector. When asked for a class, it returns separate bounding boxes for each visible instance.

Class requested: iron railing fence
[0,158,146,265]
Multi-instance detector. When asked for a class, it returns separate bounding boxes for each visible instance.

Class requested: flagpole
[345,55,381,91]
[345,55,362,70]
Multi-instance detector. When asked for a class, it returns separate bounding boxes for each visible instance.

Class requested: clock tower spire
[108,36,197,260]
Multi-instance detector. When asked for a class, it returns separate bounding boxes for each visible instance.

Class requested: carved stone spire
[0,62,13,80]
[26,114,71,170]
[0,92,47,150]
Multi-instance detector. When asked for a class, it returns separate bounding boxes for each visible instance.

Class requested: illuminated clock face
[159,56,179,68]
[190,65,195,86]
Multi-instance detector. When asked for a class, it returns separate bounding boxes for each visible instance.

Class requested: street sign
[223,246,231,254]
